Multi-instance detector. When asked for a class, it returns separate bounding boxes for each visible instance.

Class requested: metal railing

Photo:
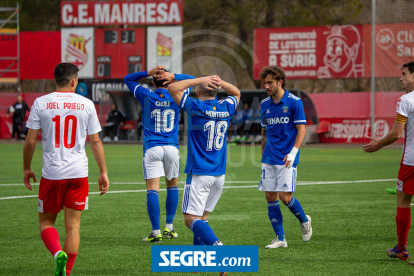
[0,4,20,92]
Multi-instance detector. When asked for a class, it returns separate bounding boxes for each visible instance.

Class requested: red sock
[66,252,78,276]
[40,227,62,257]
[396,207,411,252]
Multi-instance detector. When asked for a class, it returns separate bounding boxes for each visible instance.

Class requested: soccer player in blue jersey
[258,66,312,249]
[168,76,240,253]
[124,66,195,242]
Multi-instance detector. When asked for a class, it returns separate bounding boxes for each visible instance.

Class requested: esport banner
[318,118,404,143]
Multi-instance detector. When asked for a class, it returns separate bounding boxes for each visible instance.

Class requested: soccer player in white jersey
[168,75,240,276]
[23,63,109,276]
[258,66,312,249]
[124,66,195,242]
[364,61,414,261]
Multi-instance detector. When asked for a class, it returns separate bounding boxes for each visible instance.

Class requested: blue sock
[268,200,285,241]
[147,190,160,230]
[193,220,209,245]
[191,219,218,245]
[286,197,308,224]
[166,187,179,224]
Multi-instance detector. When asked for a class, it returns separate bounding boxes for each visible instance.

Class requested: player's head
[195,75,218,99]
[152,69,169,88]
[54,63,79,92]
[401,62,414,92]
[243,102,249,110]
[259,66,286,97]
[110,103,117,110]
[17,95,22,103]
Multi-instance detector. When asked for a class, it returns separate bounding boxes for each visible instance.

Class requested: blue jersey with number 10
[180,94,238,176]
[124,71,193,154]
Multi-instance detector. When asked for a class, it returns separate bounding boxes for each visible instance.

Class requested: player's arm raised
[123,66,165,94]
[158,71,196,86]
[168,76,222,106]
[89,133,109,195]
[23,128,39,190]
[221,81,241,105]
[363,120,405,153]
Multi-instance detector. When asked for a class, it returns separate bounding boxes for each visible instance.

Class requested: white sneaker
[103,136,111,142]
[301,215,312,242]
[265,237,287,249]
[114,136,119,141]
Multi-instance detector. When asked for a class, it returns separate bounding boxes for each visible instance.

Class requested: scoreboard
[95,28,145,79]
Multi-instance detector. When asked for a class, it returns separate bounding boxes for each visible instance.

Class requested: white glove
[285,147,298,169]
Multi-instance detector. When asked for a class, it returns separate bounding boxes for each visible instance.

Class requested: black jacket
[8,100,30,122]
[106,109,126,127]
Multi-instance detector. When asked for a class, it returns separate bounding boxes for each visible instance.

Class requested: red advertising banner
[363,23,414,78]
[60,1,183,26]
[0,34,17,78]
[253,25,365,80]
[95,28,145,79]
[318,118,404,144]
[20,32,61,80]
[0,32,60,80]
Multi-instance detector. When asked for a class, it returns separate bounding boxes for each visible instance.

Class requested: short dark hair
[259,66,286,89]
[403,62,414,74]
[153,69,169,88]
[196,75,218,98]
[54,63,79,87]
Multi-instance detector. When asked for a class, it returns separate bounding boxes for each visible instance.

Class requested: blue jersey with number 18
[180,94,238,175]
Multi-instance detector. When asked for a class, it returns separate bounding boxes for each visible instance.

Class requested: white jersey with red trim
[26,92,101,180]
[396,91,414,166]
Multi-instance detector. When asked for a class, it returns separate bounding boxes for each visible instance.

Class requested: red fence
[309,92,405,143]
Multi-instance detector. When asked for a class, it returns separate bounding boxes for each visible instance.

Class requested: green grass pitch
[0,142,412,275]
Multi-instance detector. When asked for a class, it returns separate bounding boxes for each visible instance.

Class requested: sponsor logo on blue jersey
[266,117,290,125]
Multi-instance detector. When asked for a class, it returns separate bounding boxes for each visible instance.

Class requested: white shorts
[142,146,180,180]
[182,174,225,216]
[257,163,297,192]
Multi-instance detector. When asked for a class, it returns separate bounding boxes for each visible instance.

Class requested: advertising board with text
[253,25,365,80]
[61,1,183,26]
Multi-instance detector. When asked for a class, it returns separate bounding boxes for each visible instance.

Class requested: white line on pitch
[0,179,397,187]
[0,179,398,200]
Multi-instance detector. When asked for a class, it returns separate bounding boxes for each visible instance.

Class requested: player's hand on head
[148,65,165,77]
[23,169,36,191]
[157,71,174,85]
[98,173,109,196]
[362,136,381,153]
[200,75,222,90]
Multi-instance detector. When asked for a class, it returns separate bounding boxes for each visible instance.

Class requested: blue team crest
[282,105,289,113]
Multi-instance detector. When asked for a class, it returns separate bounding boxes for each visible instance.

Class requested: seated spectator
[103,103,126,142]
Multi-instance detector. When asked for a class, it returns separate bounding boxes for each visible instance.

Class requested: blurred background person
[7,95,30,140]
[103,103,125,142]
